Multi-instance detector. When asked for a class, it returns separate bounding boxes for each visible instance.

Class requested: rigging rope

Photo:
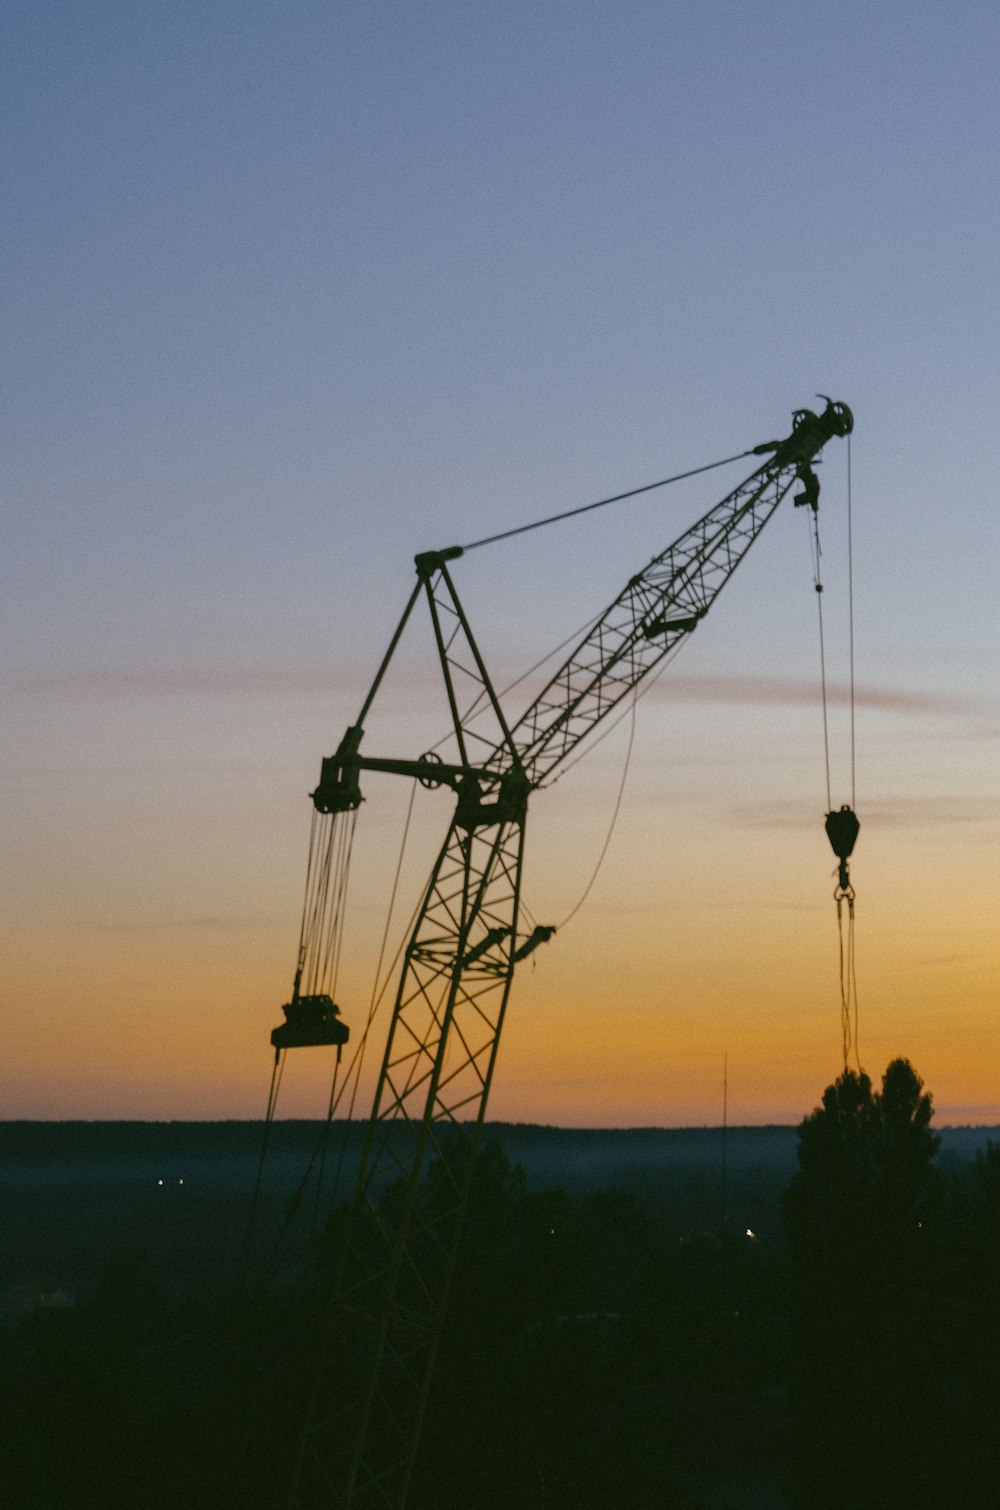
[305,1047,343,1279]
[836,893,862,1074]
[841,432,861,1072]
[298,808,359,998]
[243,1007,349,1291]
[461,449,755,552]
[809,509,833,814]
[257,1046,343,1291]
[243,1015,349,1288]
[847,433,856,809]
[268,777,426,1244]
[240,1046,287,1292]
[811,439,862,1074]
[327,779,422,1196]
[261,780,426,1275]
[241,802,361,1289]
[557,689,637,929]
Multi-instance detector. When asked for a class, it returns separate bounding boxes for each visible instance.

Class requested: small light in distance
[746,1228,757,1241]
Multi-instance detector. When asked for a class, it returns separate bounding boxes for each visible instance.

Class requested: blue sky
[3,2,997,1122]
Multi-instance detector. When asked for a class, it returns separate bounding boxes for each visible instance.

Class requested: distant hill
[2,1121,994,1300]
[2,1118,995,1184]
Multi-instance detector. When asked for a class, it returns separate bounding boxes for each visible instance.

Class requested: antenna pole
[721,1052,729,1240]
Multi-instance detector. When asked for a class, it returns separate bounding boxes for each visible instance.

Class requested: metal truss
[502,459,797,784]
[286,399,853,1509]
[290,566,528,1510]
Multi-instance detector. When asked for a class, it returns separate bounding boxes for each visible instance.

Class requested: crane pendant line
[282,398,854,1510]
[459,446,756,551]
[811,471,863,1072]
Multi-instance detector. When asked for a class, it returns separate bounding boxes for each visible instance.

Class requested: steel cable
[847,433,856,809]
[461,449,755,552]
[809,510,833,814]
[558,689,637,929]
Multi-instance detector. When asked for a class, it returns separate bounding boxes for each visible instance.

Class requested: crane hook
[825,803,859,893]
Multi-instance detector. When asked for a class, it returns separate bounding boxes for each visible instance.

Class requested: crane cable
[847,433,857,810]
[810,436,861,1072]
[843,434,860,1069]
[808,506,833,815]
[557,689,638,929]
[299,807,358,1000]
[461,449,755,552]
[285,783,418,1225]
[251,770,455,1283]
[320,778,423,1213]
[520,635,687,936]
[240,1044,288,1292]
[252,1046,346,1292]
[260,777,427,1286]
[241,806,360,1288]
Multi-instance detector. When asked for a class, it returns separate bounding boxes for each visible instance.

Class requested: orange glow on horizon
[7,822,995,1128]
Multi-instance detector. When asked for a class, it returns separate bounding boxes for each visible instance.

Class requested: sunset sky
[4,2,997,1127]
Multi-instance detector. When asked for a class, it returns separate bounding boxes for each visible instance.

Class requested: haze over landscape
[4,3,997,1128]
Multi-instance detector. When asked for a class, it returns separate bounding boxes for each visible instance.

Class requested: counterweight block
[270,993,350,1051]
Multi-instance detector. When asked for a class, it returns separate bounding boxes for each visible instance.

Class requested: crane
[277,398,854,1509]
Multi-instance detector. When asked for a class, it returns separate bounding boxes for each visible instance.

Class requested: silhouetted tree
[786,1058,941,1259]
[784,1058,947,1510]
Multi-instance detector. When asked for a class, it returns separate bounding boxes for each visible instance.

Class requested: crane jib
[499,399,852,786]
[308,398,854,816]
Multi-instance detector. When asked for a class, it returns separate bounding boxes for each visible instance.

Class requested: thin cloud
[3,666,364,698]
[73,916,270,934]
[732,793,996,831]
[2,664,456,708]
[859,795,998,828]
[655,674,990,720]
[6,667,995,735]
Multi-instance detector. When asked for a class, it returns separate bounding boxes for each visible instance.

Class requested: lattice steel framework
[286,400,853,1509]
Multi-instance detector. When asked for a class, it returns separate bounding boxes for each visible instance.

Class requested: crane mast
[286,399,853,1509]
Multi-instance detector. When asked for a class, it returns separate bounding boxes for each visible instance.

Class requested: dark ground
[1,1121,997,1508]
[0,1120,811,1300]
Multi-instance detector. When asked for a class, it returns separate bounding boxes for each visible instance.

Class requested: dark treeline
[1,1078,998,1508]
